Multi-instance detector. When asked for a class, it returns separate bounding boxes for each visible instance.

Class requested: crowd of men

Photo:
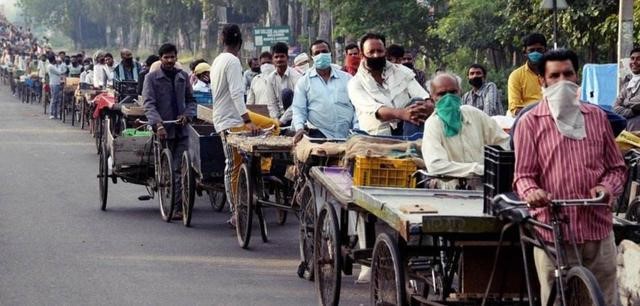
[1,13,637,303]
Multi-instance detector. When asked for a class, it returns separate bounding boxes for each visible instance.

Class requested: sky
[0,0,20,22]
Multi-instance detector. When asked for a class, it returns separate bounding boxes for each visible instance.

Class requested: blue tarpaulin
[580,63,618,108]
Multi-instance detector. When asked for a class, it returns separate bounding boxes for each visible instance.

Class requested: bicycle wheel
[236,163,254,249]
[314,202,341,306]
[298,182,316,281]
[180,151,195,227]
[98,140,109,211]
[371,233,408,306]
[563,266,605,306]
[95,117,103,155]
[207,190,226,211]
[158,148,175,222]
[626,198,640,222]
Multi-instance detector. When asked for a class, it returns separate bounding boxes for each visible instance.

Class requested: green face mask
[435,93,462,137]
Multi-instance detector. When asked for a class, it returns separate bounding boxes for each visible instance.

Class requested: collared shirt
[462,81,503,116]
[243,69,258,93]
[210,53,247,132]
[421,105,510,177]
[613,75,640,119]
[507,63,542,116]
[513,101,626,243]
[265,67,302,118]
[247,73,280,118]
[47,63,65,86]
[348,62,429,135]
[292,67,357,138]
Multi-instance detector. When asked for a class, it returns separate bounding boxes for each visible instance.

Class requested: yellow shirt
[507,63,542,116]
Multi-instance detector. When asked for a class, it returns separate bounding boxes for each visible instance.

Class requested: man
[188,59,207,86]
[246,62,276,113]
[79,58,93,86]
[421,73,509,188]
[513,49,626,306]
[210,24,260,223]
[264,42,302,123]
[401,51,426,89]
[507,33,546,116]
[292,40,357,139]
[348,33,433,136]
[103,53,115,86]
[343,43,360,76]
[137,55,159,95]
[47,55,66,119]
[242,57,260,94]
[614,47,640,130]
[293,53,310,74]
[92,52,109,89]
[462,63,502,116]
[258,51,272,66]
[386,44,404,64]
[192,62,211,93]
[143,43,197,220]
[67,55,82,78]
[113,48,142,82]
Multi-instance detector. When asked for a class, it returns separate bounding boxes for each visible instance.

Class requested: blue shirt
[292,67,357,138]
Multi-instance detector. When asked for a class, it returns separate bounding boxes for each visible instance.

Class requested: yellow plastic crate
[353,156,417,188]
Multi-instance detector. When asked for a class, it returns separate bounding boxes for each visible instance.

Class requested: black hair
[222,24,242,47]
[104,53,113,59]
[387,44,404,59]
[190,58,207,71]
[158,43,178,57]
[344,43,359,53]
[271,42,289,55]
[523,33,547,48]
[631,47,640,56]
[536,48,579,77]
[309,39,331,54]
[47,55,55,64]
[247,57,258,65]
[145,54,160,67]
[468,63,487,76]
[259,51,272,60]
[358,33,386,51]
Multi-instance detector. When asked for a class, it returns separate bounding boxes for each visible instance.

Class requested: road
[0,86,366,305]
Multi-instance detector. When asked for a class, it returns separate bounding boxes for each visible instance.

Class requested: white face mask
[542,80,585,140]
[260,63,275,75]
[296,63,310,73]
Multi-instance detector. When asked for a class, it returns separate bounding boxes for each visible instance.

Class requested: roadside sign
[254,26,291,47]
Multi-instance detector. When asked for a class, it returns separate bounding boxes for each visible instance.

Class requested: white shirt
[93,64,111,88]
[421,105,510,177]
[37,60,48,79]
[193,80,210,93]
[264,67,302,118]
[348,62,429,135]
[210,52,247,132]
[80,70,93,84]
[247,73,280,118]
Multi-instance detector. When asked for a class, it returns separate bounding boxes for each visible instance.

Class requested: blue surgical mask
[527,51,543,63]
[312,53,332,70]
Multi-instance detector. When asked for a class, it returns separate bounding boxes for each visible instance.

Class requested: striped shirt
[513,101,626,243]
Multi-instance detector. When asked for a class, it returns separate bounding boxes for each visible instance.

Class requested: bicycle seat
[492,192,531,223]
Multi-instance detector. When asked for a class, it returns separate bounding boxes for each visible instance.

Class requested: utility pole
[618,0,635,93]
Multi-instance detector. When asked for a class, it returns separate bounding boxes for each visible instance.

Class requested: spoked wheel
[298,182,316,281]
[80,99,86,129]
[94,117,103,155]
[98,140,109,211]
[555,266,605,306]
[207,190,226,211]
[314,202,342,306]
[71,97,77,126]
[180,151,195,227]
[626,198,640,222]
[158,148,175,222]
[236,163,254,249]
[371,233,408,306]
[274,188,288,225]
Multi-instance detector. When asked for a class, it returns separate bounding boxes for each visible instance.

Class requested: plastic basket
[353,156,417,188]
[483,145,515,214]
[122,128,152,138]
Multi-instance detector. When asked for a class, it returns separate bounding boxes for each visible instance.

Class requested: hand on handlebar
[244,122,261,136]
[176,115,189,126]
[156,124,167,140]
[590,185,611,205]
[525,189,552,208]
[293,129,307,144]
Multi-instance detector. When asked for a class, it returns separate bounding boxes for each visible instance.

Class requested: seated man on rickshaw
[421,73,509,190]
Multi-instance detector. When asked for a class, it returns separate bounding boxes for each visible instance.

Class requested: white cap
[294,53,309,66]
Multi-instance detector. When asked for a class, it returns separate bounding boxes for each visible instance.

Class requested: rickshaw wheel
[555,266,605,306]
[236,163,254,248]
[274,188,287,225]
[626,198,640,222]
[94,117,103,155]
[98,140,109,211]
[371,233,408,306]
[158,148,175,222]
[314,202,341,306]
[181,151,195,227]
[298,182,315,281]
[207,190,226,212]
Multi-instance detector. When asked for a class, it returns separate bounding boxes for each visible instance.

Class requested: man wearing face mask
[513,49,626,306]
[421,73,509,188]
[614,47,640,131]
[507,33,546,116]
[247,62,278,116]
[113,48,141,82]
[242,57,260,95]
[342,43,360,76]
[348,33,433,136]
[292,39,357,140]
[192,62,211,93]
[462,63,502,116]
[293,53,310,74]
[67,55,82,78]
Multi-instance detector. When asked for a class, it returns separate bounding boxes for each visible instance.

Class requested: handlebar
[227,125,276,136]
[302,134,346,143]
[135,119,180,126]
[492,192,607,208]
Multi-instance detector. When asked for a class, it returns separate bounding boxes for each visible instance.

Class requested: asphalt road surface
[0,86,366,305]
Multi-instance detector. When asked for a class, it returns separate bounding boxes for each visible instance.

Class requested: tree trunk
[300,3,308,42]
[317,6,331,41]
[287,0,297,40]
[200,0,211,53]
[105,25,112,48]
[267,0,282,26]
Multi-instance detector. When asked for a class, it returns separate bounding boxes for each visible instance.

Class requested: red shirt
[513,101,626,243]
